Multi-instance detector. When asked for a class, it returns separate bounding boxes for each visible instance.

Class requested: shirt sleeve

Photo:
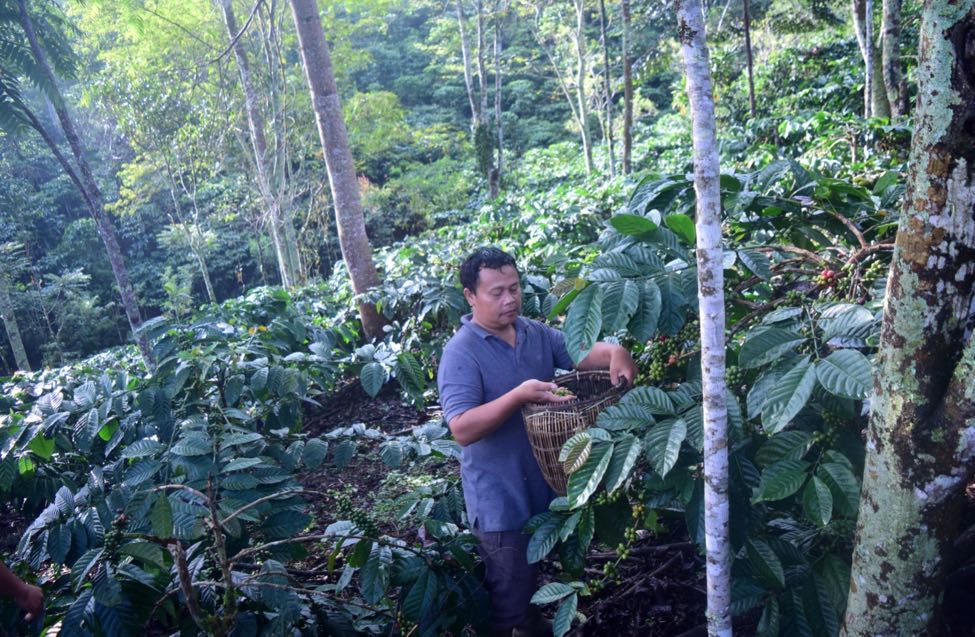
[437,345,485,425]
[545,323,575,370]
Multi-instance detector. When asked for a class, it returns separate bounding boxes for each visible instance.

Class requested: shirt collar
[461,313,526,340]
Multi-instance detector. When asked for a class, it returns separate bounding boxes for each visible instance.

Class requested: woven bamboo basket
[522,370,626,496]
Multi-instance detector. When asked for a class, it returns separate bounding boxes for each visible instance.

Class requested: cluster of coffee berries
[593,489,624,506]
[334,490,379,537]
[639,320,699,383]
[815,268,841,287]
[785,289,807,304]
[103,513,127,563]
[726,365,745,393]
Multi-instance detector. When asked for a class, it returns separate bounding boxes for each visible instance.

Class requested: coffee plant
[526,162,891,636]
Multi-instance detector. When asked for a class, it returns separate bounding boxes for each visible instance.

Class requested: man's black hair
[460,247,518,292]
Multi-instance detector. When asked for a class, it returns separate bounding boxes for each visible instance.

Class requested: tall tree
[677,1,731,635]
[852,0,892,118]
[0,243,31,372]
[217,0,302,288]
[841,1,975,634]
[491,0,504,198]
[10,0,154,367]
[288,0,385,339]
[621,0,632,174]
[598,0,615,177]
[455,0,481,130]
[573,0,594,174]
[881,0,906,116]
[743,0,756,119]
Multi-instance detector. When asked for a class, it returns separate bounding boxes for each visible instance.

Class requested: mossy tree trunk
[841,2,975,634]
[677,1,731,635]
[288,0,385,340]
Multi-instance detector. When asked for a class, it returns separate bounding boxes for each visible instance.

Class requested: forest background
[1,0,973,636]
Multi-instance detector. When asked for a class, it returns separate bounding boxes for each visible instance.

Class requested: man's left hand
[609,347,638,387]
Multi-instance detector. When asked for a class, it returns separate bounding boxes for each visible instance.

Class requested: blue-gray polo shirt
[437,314,574,532]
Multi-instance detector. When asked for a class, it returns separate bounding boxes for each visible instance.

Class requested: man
[437,247,636,636]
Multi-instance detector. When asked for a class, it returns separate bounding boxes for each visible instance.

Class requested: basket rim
[522,370,625,416]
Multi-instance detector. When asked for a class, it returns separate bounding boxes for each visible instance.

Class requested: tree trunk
[16,0,153,368]
[743,0,756,119]
[476,0,490,126]
[677,2,731,636]
[852,0,893,118]
[490,2,503,199]
[0,281,31,372]
[217,0,300,288]
[881,0,906,116]
[288,0,385,340]
[621,0,632,174]
[574,0,594,175]
[865,0,874,117]
[456,0,481,130]
[598,0,616,177]
[841,2,975,635]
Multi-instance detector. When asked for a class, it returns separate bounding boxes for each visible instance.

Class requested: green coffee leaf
[603,435,641,493]
[739,327,807,369]
[627,280,662,342]
[802,476,834,527]
[527,514,562,564]
[531,582,575,605]
[816,349,872,400]
[817,462,860,517]
[565,283,603,364]
[754,430,814,467]
[755,459,810,502]
[609,213,658,237]
[553,592,578,637]
[645,419,686,477]
[747,539,785,590]
[360,362,385,398]
[567,443,614,509]
[762,356,817,434]
[601,280,641,333]
[559,432,592,474]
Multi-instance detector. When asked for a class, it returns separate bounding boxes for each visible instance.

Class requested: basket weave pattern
[522,370,625,496]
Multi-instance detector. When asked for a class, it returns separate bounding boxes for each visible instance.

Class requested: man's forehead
[478,265,519,287]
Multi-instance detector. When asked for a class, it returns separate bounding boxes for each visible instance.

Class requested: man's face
[464,265,522,331]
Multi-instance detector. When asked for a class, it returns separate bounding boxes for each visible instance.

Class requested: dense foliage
[1,0,945,635]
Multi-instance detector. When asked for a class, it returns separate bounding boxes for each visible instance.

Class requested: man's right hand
[15,581,43,621]
[517,379,575,405]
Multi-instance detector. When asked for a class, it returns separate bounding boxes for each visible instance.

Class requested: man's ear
[463,287,476,306]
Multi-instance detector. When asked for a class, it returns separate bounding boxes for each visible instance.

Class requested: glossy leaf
[603,435,641,493]
[816,349,872,400]
[762,356,817,434]
[802,476,833,527]
[645,419,686,477]
[747,539,785,589]
[531,582,575,605]
[566,443,614,509]
[360,362,385,398]
[739,327,807,369]
[559,432,592,475]
[755,459,810,502]
[553,593,578,637]
[627,279,663,341]
[565,283,603,364]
